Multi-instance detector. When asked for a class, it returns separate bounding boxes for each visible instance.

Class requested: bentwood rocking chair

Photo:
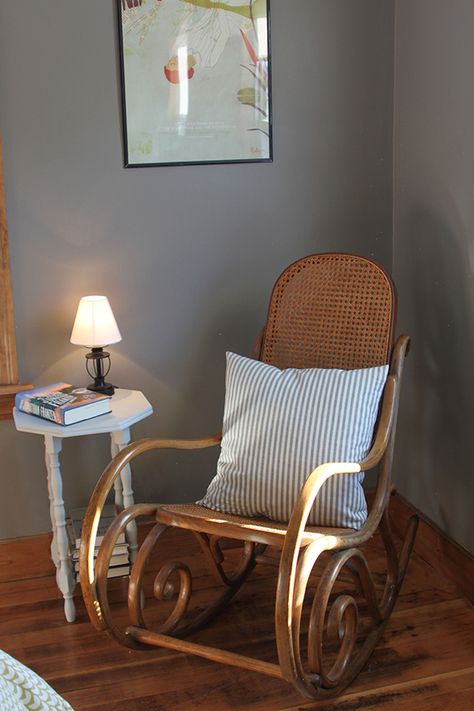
[80,253,418,700]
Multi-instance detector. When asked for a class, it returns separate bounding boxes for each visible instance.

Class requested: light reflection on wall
[256,18,268,59]
[178,46,189,117]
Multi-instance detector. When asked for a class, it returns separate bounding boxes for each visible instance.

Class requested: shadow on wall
[395,203,474,552]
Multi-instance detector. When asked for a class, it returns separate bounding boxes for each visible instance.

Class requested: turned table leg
[44,434,76,623]
[110,428,138,563]
[46,464,59,568]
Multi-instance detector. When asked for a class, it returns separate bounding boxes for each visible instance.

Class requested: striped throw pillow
[198,352,389,529]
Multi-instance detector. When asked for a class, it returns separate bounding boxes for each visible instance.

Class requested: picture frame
[117,0,273,167]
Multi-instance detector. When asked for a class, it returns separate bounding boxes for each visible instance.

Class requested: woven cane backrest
[260,253,396,370]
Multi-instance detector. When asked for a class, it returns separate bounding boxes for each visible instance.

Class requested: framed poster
[117,0,272,167]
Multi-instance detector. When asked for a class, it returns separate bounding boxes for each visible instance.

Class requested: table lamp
[70,295,121,395]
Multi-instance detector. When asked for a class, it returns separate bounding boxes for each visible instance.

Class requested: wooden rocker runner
[79,253,418,700]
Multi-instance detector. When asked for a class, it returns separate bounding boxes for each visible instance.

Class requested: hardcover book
[70,541,129,561]
[68,505,126,548]
[73,553,129,574]
[15,383,111,425]
[95,565,130,580]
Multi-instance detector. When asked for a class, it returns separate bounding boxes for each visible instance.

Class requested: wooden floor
[1,513,473,710]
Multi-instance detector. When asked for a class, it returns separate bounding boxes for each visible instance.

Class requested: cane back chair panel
[259,253,396,370]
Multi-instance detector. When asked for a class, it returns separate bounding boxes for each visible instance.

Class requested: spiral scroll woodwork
[275,508,419,699]
[91,502,417,699]
[153,560,193,634]
[94,504,160,649]
[88,506,264,647]
[307,548,382,689]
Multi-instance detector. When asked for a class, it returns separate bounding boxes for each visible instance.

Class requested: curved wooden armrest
[277,435,397,662]
[83,432,222,547]
[79,433,221,628]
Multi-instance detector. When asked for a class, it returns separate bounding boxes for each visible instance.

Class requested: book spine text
[18,399,62,424]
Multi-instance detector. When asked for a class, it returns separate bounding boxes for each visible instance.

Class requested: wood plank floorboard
[0,522,473,710]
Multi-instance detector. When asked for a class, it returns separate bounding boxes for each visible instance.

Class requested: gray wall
[393,0,474,552]
[0,0,395,539]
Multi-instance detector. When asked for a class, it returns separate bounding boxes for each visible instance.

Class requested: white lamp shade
[70,295,122,348]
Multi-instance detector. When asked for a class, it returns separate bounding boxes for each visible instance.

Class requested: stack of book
[67,504,130,582]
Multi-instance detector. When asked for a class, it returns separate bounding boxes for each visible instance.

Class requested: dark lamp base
[87,382,115,396]
[85,347,116,396]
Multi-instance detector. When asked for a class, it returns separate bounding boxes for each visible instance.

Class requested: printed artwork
[118,0,272,166]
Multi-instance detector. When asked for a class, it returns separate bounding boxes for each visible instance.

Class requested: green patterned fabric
[0,649,72,710]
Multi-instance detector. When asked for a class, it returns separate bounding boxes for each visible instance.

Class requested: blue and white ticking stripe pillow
[198,352,389,529]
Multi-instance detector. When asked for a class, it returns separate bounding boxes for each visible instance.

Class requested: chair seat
[156,503,353,548]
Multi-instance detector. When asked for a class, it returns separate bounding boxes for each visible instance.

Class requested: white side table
[13,388,153,623]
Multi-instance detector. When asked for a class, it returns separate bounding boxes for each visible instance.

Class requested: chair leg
[193,532,266,586]
[379,505,419,619]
